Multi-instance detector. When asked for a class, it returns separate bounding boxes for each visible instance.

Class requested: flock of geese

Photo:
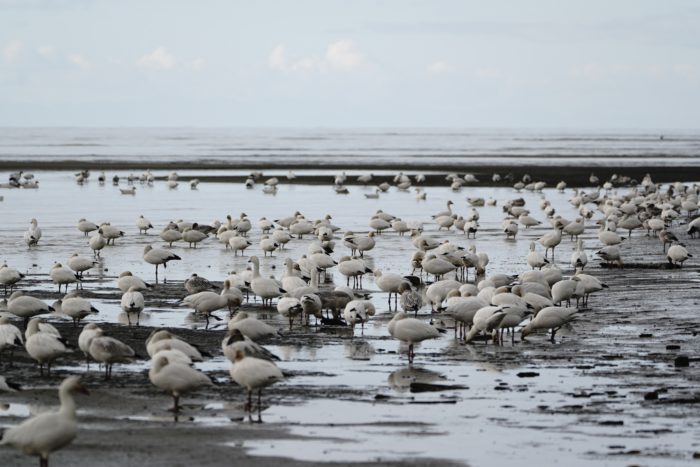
[0,169,698,467]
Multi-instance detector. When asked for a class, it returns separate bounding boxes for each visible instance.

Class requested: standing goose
[120,286,145,326]
[159,226,182,247]
[0,316,23,367]
[526,242,549,270]
[25,318,71,376]
[667,243,691,267]
[521,306,578,342]
[247,256,285,307]
[388,312,443,364]
[67,254,97,280]
[276,296,303,329]
[87,330,136,380]
[149,355,213,420]
[538,228,562,260]
[570,239,588,270]
[77,218,98,236]
[78,323,102,369]
[182,290,228,327]
[7,291,54,329]
[229,350,284,420]
[53,292,99,327]
[98,224,124,245]
[143,245,181,283]
[182,224,207,248]
[136,215,154,234]
[24,218,42,247]
[117,271,152,292]
[0,376,88,467]
[337,257,371,289]
[50,263,79,293]
[374,269,409,308]
[88,231,107,257]
[399,282,424,317]
[0,262,25,295]
[228,312,278,341]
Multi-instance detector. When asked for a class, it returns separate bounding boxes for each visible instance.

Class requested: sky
[1,0,699,128]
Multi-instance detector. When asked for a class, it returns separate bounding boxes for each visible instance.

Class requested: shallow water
[1,173,699,466]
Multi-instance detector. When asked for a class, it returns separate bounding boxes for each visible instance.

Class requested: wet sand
[1,160,699,187]
[1,174,699,466]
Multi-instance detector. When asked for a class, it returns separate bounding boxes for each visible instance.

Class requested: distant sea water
[0,127,698,168]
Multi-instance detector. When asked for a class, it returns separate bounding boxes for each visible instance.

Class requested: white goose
[526,242,549,270]
[182,290,228,327]
[149,355,213,418]
[77,218,98,236]
[67,253,97,280]
[88,231,107,257]
[374,269,409,308]
[337,257,372,289]
[0,376,88,467]
[78,323,102,368]
[521,306,578,342]
[570,239,588,270]
[49,263,79,293]
[146,330,203,361]
[229,350,284,418]
[248,256,285,307]
[143,245,181,282]
[117,271,152,292]
[120,286,145,326]
[538,228,562,259]
[0,316,23,367]
[136,215,153,234]
[387,312,442,363]
[7,291,54,328]
[667,243,691,267]
[0,263,25,295]
[228,312,278,341]
[25,318,71,376]
[53,292,99,327]
[24,218,42,247]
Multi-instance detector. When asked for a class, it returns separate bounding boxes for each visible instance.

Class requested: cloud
[2,39,21,62]
[190,58,206,71]
[138,47,175,69]
[427,61,451,74]
[37,45,55,57]
[325,40,363,71]
[67,53,89,69]
[268,40,364,73]
[474,67,501,79]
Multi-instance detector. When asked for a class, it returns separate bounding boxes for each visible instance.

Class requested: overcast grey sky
[1,0,699,128]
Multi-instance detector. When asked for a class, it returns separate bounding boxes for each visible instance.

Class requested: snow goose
[77,218,98,236]
[50,263,79,293]
[596,245,623,268]
[368,216,391,234]
[182,290,228,327]
[527,242,549,270]
[337,257,371,289]
[228,312,278,341]
[117,271,152,292]
[136,215,153,234]
[551,279,578,306]
[300,293,323,325]
[248,256,285,307]
[0,376,88,467]
[66,254,97,281]
[0,316,23,367]
[78,323,101,368]
[563,217,585,241]
[667,243,691,267]
[388,312,443,363]
[229,350,284,419]
[518,214,541,228]
[271,228,293,249]
[88,330,136,380]
[464,306,507,344]
[422,254,456,281]
[374,269,409,308]
[98,223,124,245]
[7,291,54,329]
[220,280,244,316]
[149,355,213,419]
[658,229,679,252]
[444,293,487,338]
[24,218,42,247]
[432,200,454,219]
[146,330,204,361]
[25,318,71,376]
[521,306,578,342]
[53,292,99,327]
[572,273,608,307]
[143,245,181,282]
[260,235,279,257]
[159,226,182,246]
[276,296,303,329]
[598,224,623,246]
[223,329,280,362]
[571,239,588,270]
[120,286,145,326]
[88,231,107,257]
[182,224,207,248]
[538,228,562,259]
[0,263,25,295]
[345,232,376,257]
